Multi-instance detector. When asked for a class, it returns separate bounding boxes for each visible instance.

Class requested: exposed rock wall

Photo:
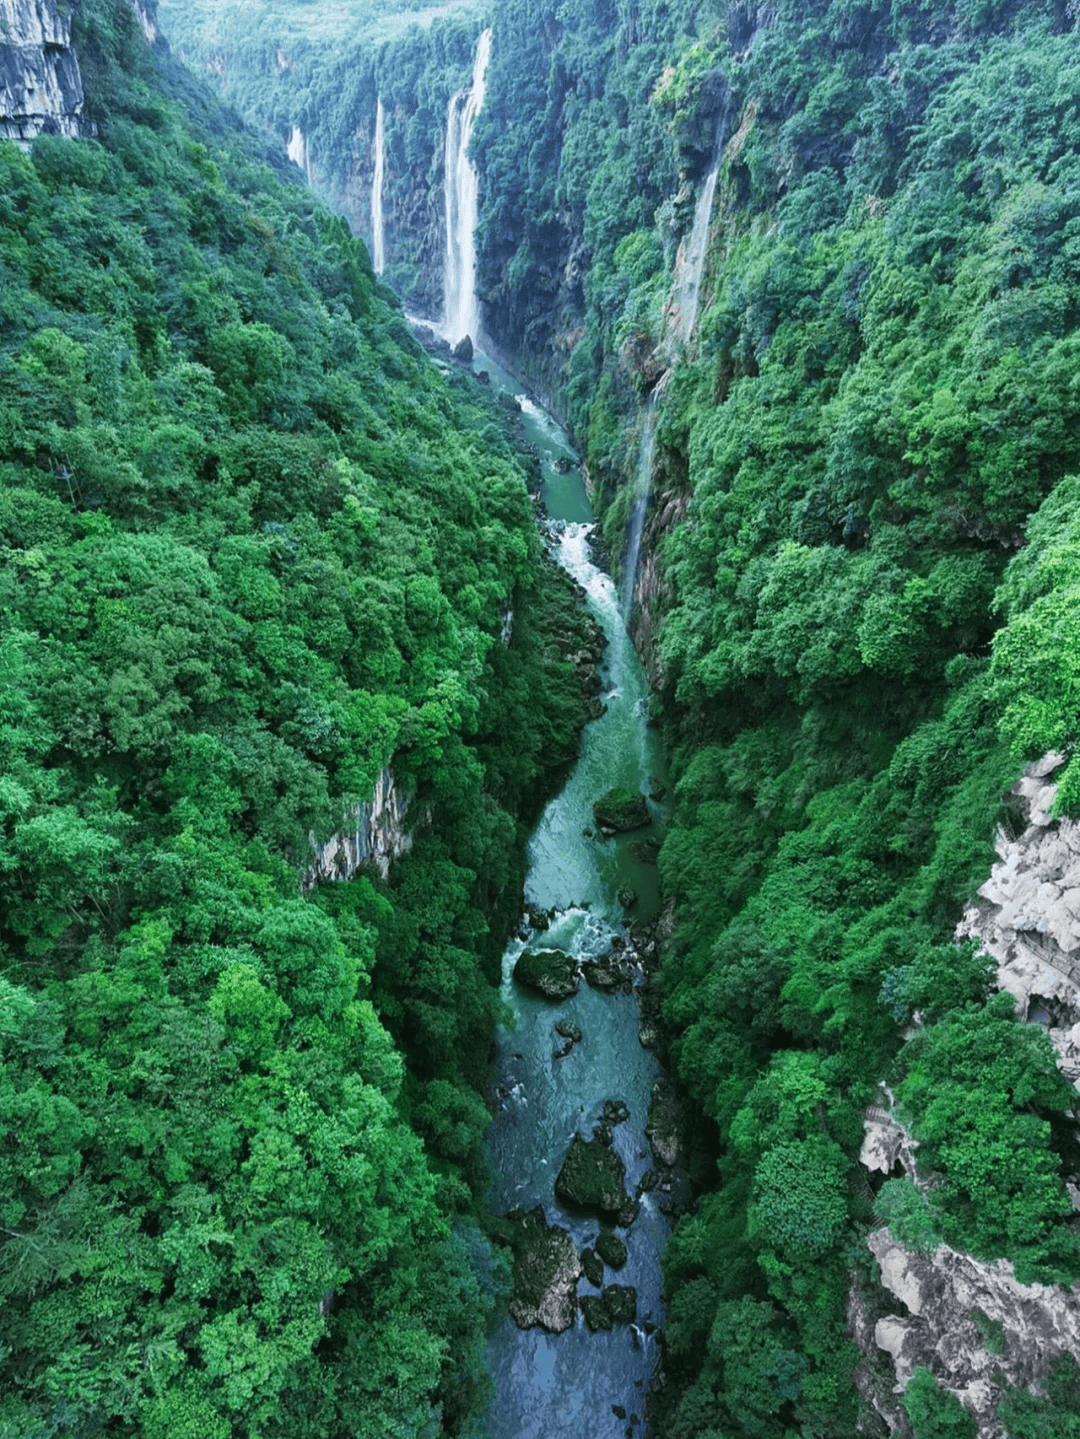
[0,0,91,146]
[854,754,1080,1435]
[303,766,412,887]
[957,751,1080,1084]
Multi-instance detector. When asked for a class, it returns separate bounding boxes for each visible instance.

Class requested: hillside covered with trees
[0,1,599,1434]
[7,0,1080,1435]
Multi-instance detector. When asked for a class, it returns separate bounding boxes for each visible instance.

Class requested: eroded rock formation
[304,765,412,886]
[856,753,1080,1435]
[0,0,91,146]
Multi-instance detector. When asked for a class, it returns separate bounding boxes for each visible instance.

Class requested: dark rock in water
[553,455,575,473]
[581,957,626,993]
[646,1078,687,1168]
[603,1099,630,1125]
[498,1206,582,1333]
[476,369,490,384]
[648,779,667,802]
[616,1198,641,1228]
[556,1135,628,1216]
[618,886,638,909]
[555,1019,582,1043]
[636,1170,658,1195]
[603,1284,637,1324]
[612,1406,627,1421]
[610,935,626,952]
[592,787,649,835]
[593,1122,613,1146]
[580,1294,613,1332]
[638,1023,661,1050]
[513,948,578,1001]
[452,334,474,362]
[630,840,661,865]
[526,907,550,931]
[595,1230,628,1269]
[581,1247,604,1287]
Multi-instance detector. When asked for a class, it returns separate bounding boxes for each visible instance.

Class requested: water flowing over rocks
[304,766,411,886]
[513,948,580,1001]
[0,0,90,146]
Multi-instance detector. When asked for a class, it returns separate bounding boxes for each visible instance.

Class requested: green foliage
[902,1369,977,1439]
[0,1,598,1433]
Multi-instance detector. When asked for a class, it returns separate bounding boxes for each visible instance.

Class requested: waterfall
[372,96,386,275]
[672,105,730,347]
[287,125,313,184]
[620,393,660,628]
[443,28,492,345]
[622,109,729,629]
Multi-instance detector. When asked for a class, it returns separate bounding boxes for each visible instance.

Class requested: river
[471,352,672,1439]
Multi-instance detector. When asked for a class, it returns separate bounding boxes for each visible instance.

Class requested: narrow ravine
[475,354,673,1439]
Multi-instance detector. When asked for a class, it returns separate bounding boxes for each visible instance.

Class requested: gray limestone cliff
[854,754,1080,1436]
[303,766,412,887]
[0,0,91,146]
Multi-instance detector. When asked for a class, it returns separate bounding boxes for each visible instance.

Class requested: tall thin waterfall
[443,28,492,345]
[620,393,660,627]
[623,110,729,627]
[673,104,729,347]
[371,96,386,275]
[286,126,313,184]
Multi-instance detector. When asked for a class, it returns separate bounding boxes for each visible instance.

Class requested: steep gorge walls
[0,1,603,1434]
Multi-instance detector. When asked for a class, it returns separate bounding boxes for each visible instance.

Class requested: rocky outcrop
[555,1135,629,1218]
[854,755,1080,1435]
[860,1224,1080,1436]
[512,947,579,1001]
[957,751,1080,1085]
[0,0,91,147]
[500,1205,582,1333]
[304,766,412,886]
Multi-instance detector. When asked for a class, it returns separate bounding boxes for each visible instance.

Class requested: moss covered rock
[513,948,579,1001]
[500,1206,582,1333]
[595,1230,628,1269]
[592,787,649,835]
[555,1135,628,1216]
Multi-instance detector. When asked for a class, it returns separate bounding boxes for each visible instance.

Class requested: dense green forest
[8,0,1080,1433]
[0,2,599,1434]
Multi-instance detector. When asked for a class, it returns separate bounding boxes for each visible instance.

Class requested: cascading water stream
[470,352,672,1439]
[621,109,729,626]
[371,96,386,275]
[443,27,492,344]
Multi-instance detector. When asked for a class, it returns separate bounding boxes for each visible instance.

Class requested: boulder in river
[595,1230,628,1269]
[581,956,629,993]
[618,885,638,909]
[592,787,649,835]
[646,1078,687,1168]
[581,1247,604,1287]
[580,1293,613,1332]
[603,1284,637,1324]
[513,948,579,1001]
[555,1019,582,1043]
[452,334,474,362]
[555,1135,628,1216]
[603,1099,630,1125]
[499,1206,582,1333]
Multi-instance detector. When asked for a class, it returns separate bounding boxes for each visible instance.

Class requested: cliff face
[854,755,1080,1435]
[0,0,91,146]
[304,766,413,887]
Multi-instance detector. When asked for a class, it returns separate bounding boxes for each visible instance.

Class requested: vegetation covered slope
[0,2,597,1435]
[80,0,1080,1432]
